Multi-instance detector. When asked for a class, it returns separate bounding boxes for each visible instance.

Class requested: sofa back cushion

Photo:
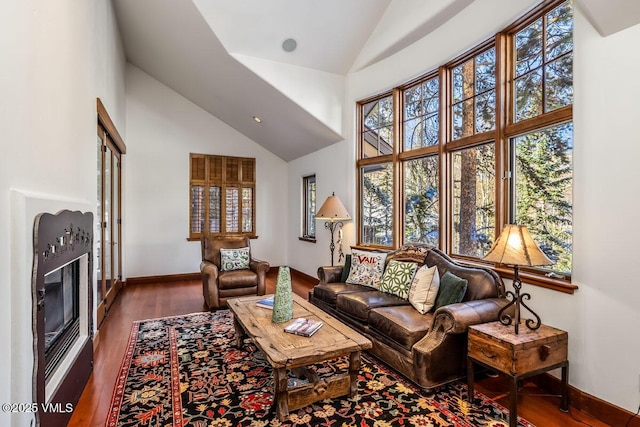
[425,248,505,301]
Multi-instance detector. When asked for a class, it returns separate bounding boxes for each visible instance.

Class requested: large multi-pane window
[357,0,573,286]
[189,154,256,239]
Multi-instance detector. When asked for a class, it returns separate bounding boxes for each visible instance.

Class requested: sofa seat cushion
[368,306,434,350]
[217,270,258,290]
[312,282,371,306]
[336,291,410,322]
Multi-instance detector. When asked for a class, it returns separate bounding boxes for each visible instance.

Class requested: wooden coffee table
[228,293,372,421]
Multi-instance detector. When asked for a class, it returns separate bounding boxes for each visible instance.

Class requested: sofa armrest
[249,258,270,274]
[317,266,344,284]
[434,298,510,334]
[412,298,509,355]
[200,260,219,281]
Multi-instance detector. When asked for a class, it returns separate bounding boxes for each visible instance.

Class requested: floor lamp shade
[315,193,350,266]
[315,192,351,221]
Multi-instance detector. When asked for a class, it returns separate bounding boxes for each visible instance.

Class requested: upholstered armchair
[200,235,270,309]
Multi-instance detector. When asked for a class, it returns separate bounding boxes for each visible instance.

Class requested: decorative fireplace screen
[32,209,93,427]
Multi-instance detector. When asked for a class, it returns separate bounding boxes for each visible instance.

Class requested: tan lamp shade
[483,224,552,267]
[315,192,351,221]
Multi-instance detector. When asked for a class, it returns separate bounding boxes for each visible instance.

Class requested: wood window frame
[188,154,257,241]
[355,0,576,293]
[300,174,317,242]
[357,91,397,249]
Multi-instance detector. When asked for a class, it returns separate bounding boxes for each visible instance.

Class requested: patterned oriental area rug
[106,311,534,427]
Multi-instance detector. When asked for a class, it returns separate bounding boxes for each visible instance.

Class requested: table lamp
[483,224,552,334]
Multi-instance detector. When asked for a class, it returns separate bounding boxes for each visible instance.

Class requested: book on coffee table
[256,295,274,309]
[284,317,323,337]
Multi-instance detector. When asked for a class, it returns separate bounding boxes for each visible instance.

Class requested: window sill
[452,256,577,294]
[187,234,259,242]
[299,236,316,243]
[493,266,577,294]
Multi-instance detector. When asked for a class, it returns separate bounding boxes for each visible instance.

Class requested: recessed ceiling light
[253,116,262,123]
[282,38,297,52]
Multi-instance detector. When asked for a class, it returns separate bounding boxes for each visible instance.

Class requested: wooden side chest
[467,321,569,427]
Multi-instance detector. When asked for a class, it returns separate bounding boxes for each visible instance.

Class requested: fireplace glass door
[44,259,79,358]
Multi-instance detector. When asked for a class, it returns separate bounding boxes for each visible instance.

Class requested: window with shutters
[189,154,256,239]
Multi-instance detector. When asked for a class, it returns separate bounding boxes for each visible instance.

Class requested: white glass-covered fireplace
[32,210,93,427]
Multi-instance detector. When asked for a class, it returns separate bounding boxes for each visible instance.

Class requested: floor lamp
[315,192,351,266]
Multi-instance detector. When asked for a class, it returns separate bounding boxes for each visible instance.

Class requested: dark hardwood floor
[68,271,610,427]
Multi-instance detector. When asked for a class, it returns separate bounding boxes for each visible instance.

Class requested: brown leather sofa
[309,244,508,390]
[200,235,270,309]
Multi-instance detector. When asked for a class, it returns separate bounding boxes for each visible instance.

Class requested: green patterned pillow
[378,260,418,300]
[220,247,250,271]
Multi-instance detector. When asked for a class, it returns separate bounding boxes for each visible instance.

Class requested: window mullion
[221,158,227,233]
[495,32,509,235]
[203,156,210,237]
[439,65,450,252]
[393,88,402,248]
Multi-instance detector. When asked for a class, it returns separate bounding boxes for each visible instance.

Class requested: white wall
[288,0,640,414]
[287,142,355,275]
[0,0,126,425]
[539,4,640,410]
[125,65,288,277]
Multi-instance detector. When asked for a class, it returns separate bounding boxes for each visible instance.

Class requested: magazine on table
[256,295,274,309]
[284,317,323,337]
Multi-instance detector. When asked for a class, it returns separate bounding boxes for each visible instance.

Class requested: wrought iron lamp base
[497,266,541,334]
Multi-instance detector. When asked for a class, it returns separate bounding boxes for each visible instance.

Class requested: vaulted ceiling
[112,0,640,161]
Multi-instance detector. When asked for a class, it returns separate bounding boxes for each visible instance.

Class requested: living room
[2,0,640,426]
